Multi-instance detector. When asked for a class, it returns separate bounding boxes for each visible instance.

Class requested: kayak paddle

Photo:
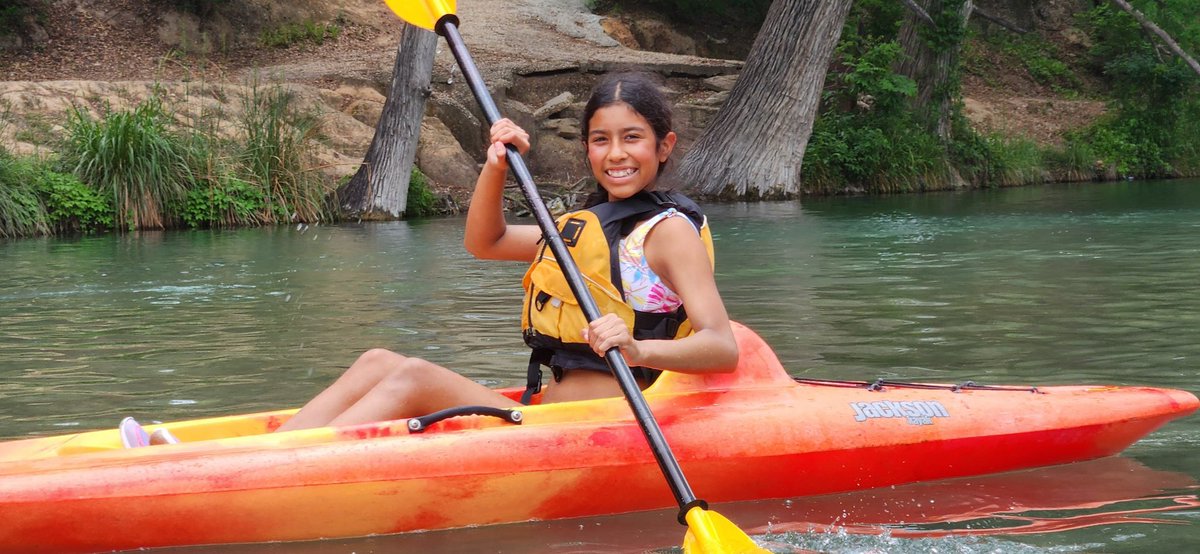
[382,1,766,552]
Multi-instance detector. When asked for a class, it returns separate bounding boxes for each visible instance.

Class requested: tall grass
[0,153,50,238]
[237,83,329,223]
[60,95,193,230]
[1045,140,1099,182]
[979,134,1046,187]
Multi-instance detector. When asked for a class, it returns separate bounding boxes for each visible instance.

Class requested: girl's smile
[586,103,677,200]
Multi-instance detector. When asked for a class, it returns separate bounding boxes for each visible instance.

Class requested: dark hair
[582,72,674,144]
[580,72,675,207]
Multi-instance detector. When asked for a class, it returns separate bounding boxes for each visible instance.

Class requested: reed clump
[0,81,336,238]
[60,94,193,230]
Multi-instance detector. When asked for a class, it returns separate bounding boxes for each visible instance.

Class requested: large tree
[336,24,437,219]
[671,0,854,198]
[894,0,975,142]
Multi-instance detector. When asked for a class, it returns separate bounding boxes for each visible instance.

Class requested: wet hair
[580,72,675,207]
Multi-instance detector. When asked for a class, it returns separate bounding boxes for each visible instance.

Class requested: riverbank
[2,0,1197,236]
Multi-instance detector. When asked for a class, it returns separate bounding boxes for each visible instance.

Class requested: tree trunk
[671,0,854,198]
[1110,0,1200,78]
[894,0,975,141]
[337,25,437,219]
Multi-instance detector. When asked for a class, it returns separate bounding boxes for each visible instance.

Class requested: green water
[2,179,1198,553]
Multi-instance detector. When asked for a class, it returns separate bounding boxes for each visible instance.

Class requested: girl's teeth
[608,169,635,177]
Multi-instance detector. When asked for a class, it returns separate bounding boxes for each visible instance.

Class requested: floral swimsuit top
[618,208,698,313]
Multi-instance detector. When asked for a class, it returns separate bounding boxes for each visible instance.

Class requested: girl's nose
[608,142,627,161]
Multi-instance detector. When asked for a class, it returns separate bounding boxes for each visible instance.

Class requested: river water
[1,179,1198,553]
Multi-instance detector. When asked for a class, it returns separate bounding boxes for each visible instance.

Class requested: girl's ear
[658,131,678,163]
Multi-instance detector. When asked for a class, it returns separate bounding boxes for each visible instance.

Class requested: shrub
[182,175,265,228]
[804,36,947,193]
[34,169,114,234]
[406,167,438,218]
[60,95,194,230]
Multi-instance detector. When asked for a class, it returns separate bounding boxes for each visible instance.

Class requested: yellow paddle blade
[382,0,456,31]
[682,506,768,554]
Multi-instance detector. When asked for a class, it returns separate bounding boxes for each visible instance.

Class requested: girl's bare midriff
[540,369,649,403]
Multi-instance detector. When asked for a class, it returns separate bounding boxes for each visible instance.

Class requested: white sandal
[118,417,150,448]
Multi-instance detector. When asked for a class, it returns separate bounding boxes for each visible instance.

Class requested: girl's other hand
[582,313,642,365]
[485,118,530,170]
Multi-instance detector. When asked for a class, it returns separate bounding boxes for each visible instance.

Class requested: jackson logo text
[850,400,949,425]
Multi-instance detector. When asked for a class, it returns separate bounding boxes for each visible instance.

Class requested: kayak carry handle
[407,406,523,433]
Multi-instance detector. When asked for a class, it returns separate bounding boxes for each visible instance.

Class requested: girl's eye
[590,136,608,145]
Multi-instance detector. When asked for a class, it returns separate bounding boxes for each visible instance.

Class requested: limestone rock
[418,116,482,194]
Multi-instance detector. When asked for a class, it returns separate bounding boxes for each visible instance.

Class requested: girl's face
[585,103,677,201]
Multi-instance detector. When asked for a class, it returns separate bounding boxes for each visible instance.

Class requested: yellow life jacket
[519,191,715,403]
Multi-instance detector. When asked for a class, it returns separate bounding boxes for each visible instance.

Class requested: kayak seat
[645,321,794,394]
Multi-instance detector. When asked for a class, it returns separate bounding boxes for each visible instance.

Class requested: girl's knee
[356,348,406,367]
[376,357,439,394]
[344,348,406,378]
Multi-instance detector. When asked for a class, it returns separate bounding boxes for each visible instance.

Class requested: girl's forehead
[588,103,650,130]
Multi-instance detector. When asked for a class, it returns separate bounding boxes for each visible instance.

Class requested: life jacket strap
[521,347,553,405]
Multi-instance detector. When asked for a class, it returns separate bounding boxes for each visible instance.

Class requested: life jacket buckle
[534,291,551,311]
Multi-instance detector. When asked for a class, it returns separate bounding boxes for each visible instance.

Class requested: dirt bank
[1,0,1105,206]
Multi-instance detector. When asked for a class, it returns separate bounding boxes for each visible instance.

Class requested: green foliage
[1043,140,1099,182]
[1071,117,1175,178]
[0,153,50,238]
[405,167,437,218]
[805,112,948,193]
[236,82,330,223]
[260,21,342,49]
[804,34,947,193]
[921,0,969,53]
[4,79,337,238]
[182,176,265,228]
[946,115,1046,188]
[33,168,114,234]
[1076,2,1200,177]
[836,40,917,113]
[59,95,193,230]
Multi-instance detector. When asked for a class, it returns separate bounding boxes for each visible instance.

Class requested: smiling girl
[273,72,738,431]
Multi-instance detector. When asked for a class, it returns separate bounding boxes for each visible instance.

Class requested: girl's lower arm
[463,164,508,257]
[635,329,739,374]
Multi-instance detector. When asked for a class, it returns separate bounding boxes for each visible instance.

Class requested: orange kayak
[0,322,1195,553]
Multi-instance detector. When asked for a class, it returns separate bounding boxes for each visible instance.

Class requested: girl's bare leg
[277,349,518,432]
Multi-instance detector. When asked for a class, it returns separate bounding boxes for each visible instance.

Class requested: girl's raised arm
[463,119,542,262]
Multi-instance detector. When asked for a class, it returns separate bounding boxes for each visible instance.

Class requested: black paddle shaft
[434,17,704,520]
